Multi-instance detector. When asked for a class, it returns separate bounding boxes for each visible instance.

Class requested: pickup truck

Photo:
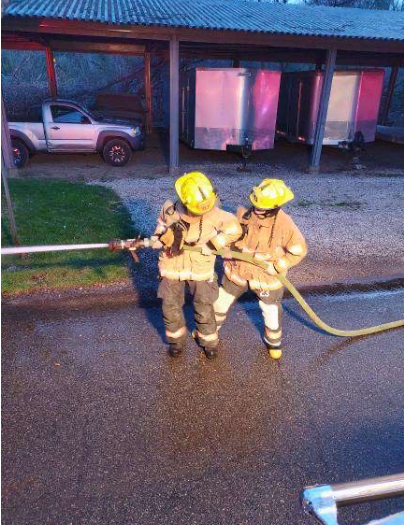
[9,99,145,168]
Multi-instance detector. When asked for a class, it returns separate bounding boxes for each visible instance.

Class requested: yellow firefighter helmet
[249,179,294,210]
[175,171,217,215]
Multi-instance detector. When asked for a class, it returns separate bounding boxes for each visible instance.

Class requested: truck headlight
[132,127,141,137]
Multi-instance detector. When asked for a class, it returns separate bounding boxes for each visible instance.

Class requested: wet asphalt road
[2,290,404,525]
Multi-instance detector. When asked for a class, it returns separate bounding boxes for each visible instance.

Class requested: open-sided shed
[2,0,404,173]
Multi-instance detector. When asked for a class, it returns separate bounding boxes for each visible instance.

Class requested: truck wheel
[102,139,132,167]
[11,139,29,168]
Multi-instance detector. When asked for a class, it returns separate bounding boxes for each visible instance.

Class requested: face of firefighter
[253,207,279,219]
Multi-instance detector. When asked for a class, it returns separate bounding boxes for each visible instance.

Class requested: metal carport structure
[2,0,404,174]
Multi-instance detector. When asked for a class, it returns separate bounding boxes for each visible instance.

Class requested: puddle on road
[241,288,404,310]
[311,288,404,303]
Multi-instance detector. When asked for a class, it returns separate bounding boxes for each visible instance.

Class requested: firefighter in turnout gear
[214,179,307,359]
[152,172,242,359]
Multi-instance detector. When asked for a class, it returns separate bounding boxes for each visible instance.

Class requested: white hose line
[1,244,109,255]
[3,240,403,337]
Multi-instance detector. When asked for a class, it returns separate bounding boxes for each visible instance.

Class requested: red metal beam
[48,39,146,55]
[2,31,147,55]
[1,39,45,50]
[3,17,404,54]
[3,33,402,67]
[45,47,57,98]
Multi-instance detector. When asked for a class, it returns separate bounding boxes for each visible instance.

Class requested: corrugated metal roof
[5,0,404,42]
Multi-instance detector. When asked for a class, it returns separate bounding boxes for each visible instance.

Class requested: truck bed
[9,121,46,149]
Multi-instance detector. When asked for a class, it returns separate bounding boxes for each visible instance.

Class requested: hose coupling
[108,239,127,252]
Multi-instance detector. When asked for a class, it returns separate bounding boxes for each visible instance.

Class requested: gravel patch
[91,171,404,285]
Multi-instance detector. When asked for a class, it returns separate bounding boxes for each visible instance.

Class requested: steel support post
[309,48,337,174]
[1,162,20,247]
[45,47,58,98]
[169,37,180,175]
[381,66,398,125]
[144,51,152,133]
[1,94,15,171]
[1,95,20,245]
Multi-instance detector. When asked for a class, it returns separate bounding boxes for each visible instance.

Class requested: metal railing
[301,474,404,525]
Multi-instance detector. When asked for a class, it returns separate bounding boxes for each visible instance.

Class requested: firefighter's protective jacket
[224,206,307,291]
[155,200,242,281]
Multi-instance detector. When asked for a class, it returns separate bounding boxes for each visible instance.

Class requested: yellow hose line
[276,273,404,337]
[183,245,404,338]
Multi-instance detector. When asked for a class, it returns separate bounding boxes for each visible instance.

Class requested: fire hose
[2,239,404,338]
[184,245,404,338]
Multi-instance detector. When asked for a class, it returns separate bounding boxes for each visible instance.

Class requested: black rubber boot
[168,343,184,358]
[203,345,218,360]
[192,330,218,359]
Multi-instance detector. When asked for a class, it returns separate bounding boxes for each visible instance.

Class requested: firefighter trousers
[157,277,219,349]
[214,275,284,348]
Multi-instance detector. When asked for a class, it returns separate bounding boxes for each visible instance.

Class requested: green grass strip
[2,178,133,295]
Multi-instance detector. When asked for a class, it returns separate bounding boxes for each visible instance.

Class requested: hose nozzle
[108,239,127,252]
[108,237,147,263]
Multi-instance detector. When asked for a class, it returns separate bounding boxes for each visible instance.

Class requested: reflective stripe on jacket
[155,200,242,281]
[224,206,307,291]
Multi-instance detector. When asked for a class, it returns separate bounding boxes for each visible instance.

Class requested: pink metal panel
[195,69,244,131]
[251,70,281,149]
[278,69,385,145]
[354,69,385,141]
[190,68,281,150]
[308,72,323,142]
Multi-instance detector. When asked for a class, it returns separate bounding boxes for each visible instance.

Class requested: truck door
[45,104,96,152]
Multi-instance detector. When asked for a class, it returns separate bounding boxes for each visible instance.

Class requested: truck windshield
[77,103,96,120]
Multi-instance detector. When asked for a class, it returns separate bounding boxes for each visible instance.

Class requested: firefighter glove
[160,222,187,256]
[150,235,164,250]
